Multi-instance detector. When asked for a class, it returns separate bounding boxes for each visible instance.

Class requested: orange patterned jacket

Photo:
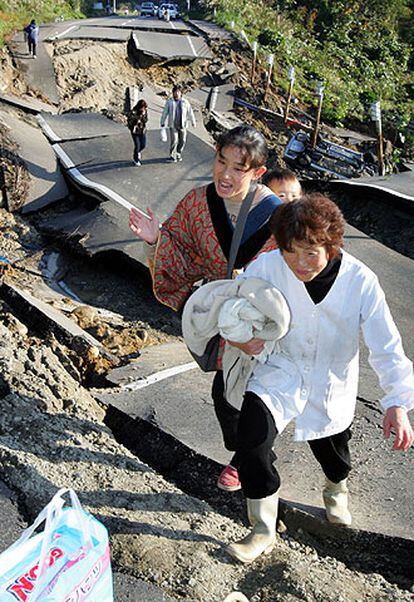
[150,183,280,311]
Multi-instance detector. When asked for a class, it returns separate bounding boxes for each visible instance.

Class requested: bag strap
[225,183,257,279]
[36,489,94,598]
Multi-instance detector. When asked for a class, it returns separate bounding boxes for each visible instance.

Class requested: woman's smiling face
[282,241,329,281]
[213,144,266,202]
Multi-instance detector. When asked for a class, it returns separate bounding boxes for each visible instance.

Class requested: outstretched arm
[129,207,160,244]
[383,406,414,451]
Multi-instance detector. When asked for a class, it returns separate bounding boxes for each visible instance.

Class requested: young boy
[221,193,414,563]
[264,167,302,203]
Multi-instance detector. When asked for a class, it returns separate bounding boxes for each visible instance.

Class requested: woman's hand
[129,207,160,244]
[383,406,414,451]
[227,337,266,355]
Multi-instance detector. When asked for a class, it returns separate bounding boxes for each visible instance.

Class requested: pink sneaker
[217,465,241,492]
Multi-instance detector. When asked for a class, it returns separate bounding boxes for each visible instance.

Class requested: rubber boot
[225,492,278,563]
[323,478,352,526]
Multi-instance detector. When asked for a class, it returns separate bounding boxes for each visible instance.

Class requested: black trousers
[28,39,37,56]
[212,371,352,499]
[131,133,146,162]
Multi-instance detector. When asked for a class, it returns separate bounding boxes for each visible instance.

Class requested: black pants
[28,39,37,56]
[131,133,146,162]
[212,371,352,499]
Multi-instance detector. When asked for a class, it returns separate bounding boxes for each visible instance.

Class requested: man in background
[161,84,196,162]
[24,19,39,58]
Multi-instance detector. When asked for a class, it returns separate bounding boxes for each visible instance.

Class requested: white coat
[160,97,196,129]
[241,250,414,441]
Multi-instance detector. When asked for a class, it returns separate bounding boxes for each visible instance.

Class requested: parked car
[284,130,378,179]
[157,3,179,19]
[140,1,156,16]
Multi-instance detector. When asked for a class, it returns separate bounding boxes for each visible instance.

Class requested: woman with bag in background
[127,99,148,166]
[129,124,283,491]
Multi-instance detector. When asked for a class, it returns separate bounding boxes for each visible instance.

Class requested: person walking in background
[127,99,148,166]
[264,167,302,203]
[24,19,39,58]
[160,84,196,162]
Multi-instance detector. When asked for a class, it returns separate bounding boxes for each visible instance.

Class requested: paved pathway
[0,109,68,213]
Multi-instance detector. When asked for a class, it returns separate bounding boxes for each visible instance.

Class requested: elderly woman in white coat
[220,193,414,564]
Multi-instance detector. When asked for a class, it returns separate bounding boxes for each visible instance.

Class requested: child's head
[264,167,301,203]
[270,194,345,280]
[213,125,268,202]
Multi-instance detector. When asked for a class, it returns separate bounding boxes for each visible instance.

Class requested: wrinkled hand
[383,406,414,451]
[227,337,265,356]
[129,207,160,244]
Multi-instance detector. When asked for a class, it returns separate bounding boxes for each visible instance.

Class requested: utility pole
[112,0,116,14]
[263,54,274,103]
[284,66,295,125]
[312,80,324,148]
[370,101,385,176]
[251,41,257,85]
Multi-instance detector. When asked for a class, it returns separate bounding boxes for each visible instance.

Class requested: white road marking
[52,144,150,217]
[122,362,198,390]
[332,179,414,202]
[36,115,61,143]
[132,32,140,47]
[50,25,78,39]
[186,35,198,57]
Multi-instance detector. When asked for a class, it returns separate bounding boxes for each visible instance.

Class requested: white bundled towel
[182,277,291,407]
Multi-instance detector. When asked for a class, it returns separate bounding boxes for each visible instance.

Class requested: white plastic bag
[160,127,168,142]
[0,488,114,601]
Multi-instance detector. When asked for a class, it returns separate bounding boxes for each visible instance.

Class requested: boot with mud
[323,478,352,526]
[225,491,278,563]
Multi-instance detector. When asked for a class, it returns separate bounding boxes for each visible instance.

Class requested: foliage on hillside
[205,0,414,138]
[0,0,84,47]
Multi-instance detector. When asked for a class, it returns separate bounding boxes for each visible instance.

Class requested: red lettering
[28,565,39,581]
[7,576,35,602]
[6,547,63,601]
[49,547,64,566]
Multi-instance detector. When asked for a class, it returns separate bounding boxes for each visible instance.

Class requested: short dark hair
[172,84,182,94]
[270,193,345,258]
[216,125,268,169]
[264,167,298,185]
[135,99,148,111]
